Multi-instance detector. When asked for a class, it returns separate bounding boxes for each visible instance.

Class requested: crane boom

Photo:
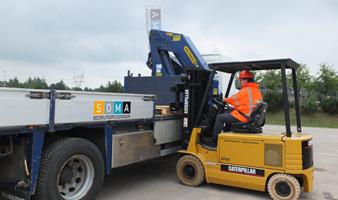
[147,30,210,76]
[125,30,219,106]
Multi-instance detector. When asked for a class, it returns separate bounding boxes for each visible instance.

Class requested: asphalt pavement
[97,125,338,200]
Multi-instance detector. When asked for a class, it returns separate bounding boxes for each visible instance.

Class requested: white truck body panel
[54,90,154,124]
[0,88,154,128]
[0,88,50,127]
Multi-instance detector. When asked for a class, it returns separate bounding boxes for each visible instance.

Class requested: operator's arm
[224,89,245,107]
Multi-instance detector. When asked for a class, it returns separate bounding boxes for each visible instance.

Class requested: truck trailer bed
[0,87,183,200]
[0,87,154,129]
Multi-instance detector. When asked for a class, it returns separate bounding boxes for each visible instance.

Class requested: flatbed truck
[0,29,209,200]
[0,87,183,200]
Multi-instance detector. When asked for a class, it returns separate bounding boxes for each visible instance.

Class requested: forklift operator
[212,70,263,141]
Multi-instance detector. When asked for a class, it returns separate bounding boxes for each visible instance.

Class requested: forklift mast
[181,69,215,148]
[147,30,210,76]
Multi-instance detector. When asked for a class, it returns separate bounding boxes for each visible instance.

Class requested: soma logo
[93,101,131,115]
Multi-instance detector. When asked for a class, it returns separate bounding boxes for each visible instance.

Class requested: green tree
[22,77,48,89]
[0,76,127,95]
[5,77,22,88]
[84,87,93,91]
[288,64,317,113]
[293,64,315,91]
[314,63,338,114]
[301,92,319,114]
[259,70,282,90]
[321,97,338,114]
[49,80,70,90]
[315,63,337,99]
[71,87,83,91]
[96,80,123,93]
[257,70,283,111]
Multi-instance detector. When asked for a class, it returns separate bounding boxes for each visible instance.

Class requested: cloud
[0,0,337,87]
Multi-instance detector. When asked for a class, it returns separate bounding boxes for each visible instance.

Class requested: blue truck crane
[125,29,219,106]
[147,30,210,76]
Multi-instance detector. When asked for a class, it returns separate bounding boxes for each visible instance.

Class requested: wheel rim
[275,181,292,197]
[57,155,95,200]
[183,164,195,179]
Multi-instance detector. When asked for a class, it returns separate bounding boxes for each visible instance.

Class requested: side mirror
[235,79,241,90]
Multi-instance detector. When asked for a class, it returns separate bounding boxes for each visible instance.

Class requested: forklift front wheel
[176,155,205,187]
[267,173,301,200]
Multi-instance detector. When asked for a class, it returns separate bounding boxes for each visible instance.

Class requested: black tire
[176,155,205,186]
[33,137,105,200]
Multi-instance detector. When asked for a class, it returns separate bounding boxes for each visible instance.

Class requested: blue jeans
[212,112,239,140]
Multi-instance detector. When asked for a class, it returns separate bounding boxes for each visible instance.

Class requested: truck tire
[33,137,105,200]
[176,155,205,186]
[267,173,301,200]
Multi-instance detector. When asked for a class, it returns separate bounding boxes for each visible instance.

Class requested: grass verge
[266,110,338,129]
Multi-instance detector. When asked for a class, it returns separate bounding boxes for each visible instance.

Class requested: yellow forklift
[175,59,313,200]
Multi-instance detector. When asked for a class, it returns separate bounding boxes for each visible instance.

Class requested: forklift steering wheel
[213,98,227,109]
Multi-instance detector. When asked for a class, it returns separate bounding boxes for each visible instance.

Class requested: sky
[0,0,337,88]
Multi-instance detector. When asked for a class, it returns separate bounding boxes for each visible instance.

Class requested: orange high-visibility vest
[224,82,263,122]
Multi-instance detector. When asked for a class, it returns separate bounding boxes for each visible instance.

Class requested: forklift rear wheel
[33,137,105,200]
[176,155,205,186]
[267,174,301,200]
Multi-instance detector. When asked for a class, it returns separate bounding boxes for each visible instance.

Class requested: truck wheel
[176,155,205,186]
[34,137,105,200]
[267,174,301,200]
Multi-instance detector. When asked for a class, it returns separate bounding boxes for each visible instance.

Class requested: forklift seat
[231,102,268,133]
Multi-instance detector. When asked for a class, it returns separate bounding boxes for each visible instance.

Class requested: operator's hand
[214,98,223,106]
[223,98,233,110]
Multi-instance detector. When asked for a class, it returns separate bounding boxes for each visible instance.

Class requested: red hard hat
[239,70,254,79]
